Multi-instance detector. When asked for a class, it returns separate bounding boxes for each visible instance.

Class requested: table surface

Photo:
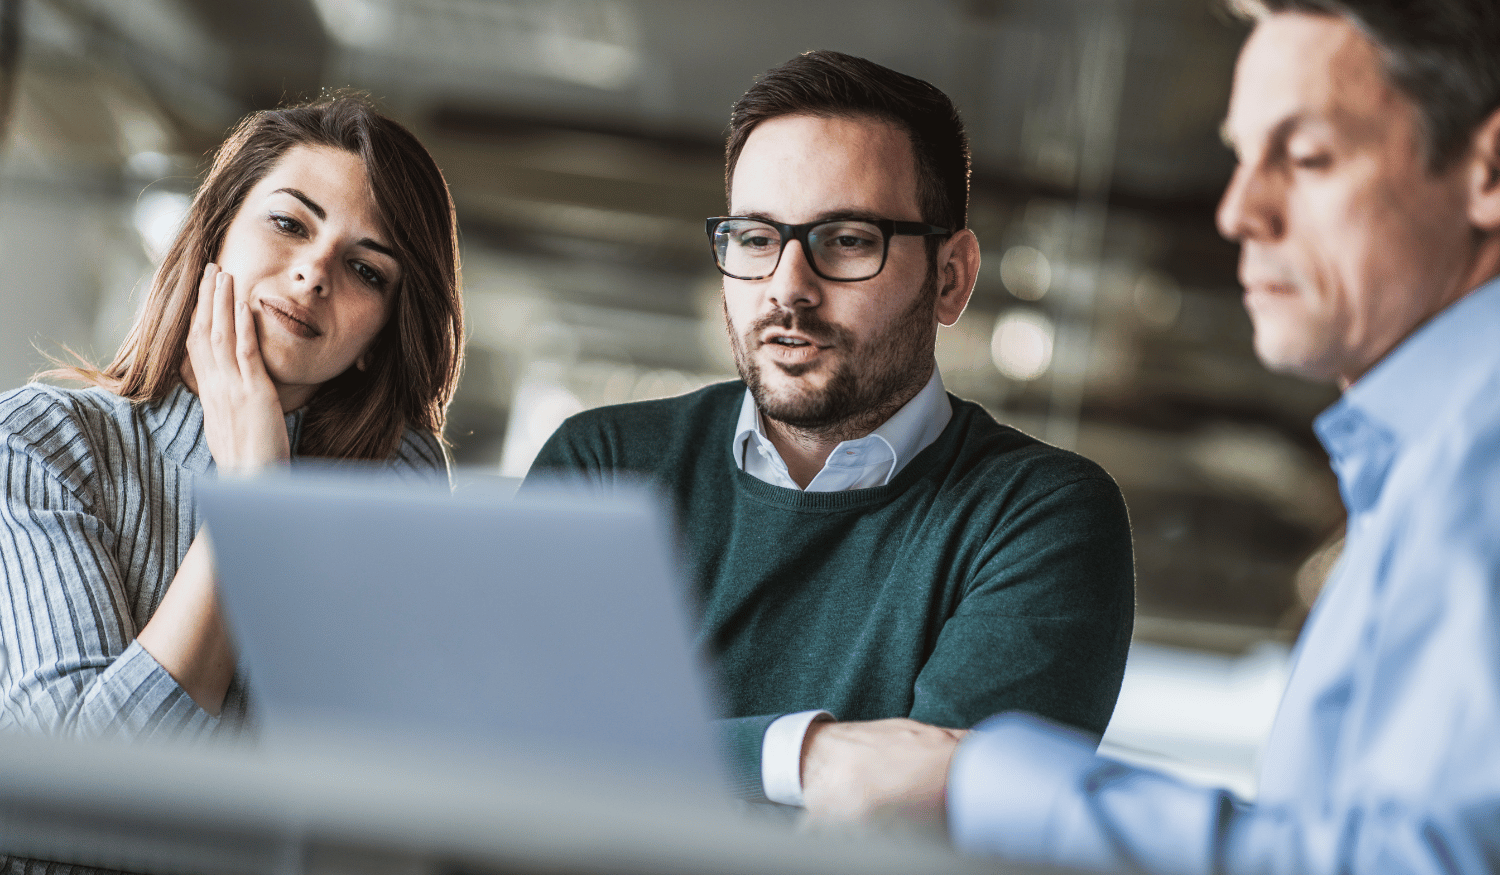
[0,730,1056,875]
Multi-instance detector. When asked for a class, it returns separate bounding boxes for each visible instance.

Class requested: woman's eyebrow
[275,187,325,220]
[358,238,397,259]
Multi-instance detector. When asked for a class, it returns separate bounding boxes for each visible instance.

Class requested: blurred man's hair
[1228,0,1500,171]
[725,50,970,236]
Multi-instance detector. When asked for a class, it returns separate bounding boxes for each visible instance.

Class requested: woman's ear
[1466,106,1500,231]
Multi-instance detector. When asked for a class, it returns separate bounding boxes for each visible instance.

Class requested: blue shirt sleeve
[948,713,1233,874]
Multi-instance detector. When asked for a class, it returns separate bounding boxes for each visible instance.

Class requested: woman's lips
[261,299,321,339]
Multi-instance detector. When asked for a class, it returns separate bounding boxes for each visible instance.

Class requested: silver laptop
[195,470,725,790]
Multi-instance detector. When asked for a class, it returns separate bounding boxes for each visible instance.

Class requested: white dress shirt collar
[732,367,952,492]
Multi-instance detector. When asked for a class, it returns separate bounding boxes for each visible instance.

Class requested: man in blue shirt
[802,1,1500,871]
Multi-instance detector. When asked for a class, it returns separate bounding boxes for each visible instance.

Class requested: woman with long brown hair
[0,95,464,737]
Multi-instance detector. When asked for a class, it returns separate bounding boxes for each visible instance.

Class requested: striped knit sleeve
[0,389,216,740]
[387,427,450,484]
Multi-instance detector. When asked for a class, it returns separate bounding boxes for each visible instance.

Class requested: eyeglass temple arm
[890,221,952,237]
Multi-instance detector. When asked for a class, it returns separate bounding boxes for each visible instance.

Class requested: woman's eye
[270,213,305,235]
[352,261,387,290]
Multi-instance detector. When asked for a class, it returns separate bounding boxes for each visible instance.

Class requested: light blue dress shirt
[948,276,1500,874]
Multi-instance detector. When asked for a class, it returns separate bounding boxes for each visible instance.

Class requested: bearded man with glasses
[525,51,1134,816]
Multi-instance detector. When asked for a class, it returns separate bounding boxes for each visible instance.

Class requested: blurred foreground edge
[0,729,1074,875]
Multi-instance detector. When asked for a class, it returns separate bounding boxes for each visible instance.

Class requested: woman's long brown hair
[54,95,464,460]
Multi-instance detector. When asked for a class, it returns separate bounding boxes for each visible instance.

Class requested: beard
[725,268,939,438]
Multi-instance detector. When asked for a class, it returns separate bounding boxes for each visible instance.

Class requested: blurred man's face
[1216,13,1476,387]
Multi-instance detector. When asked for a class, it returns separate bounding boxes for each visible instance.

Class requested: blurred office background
[0,0,1343,798]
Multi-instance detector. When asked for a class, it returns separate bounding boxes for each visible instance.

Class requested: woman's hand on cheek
[183,263,291,476]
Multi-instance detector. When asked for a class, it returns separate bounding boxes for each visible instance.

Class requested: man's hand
[800,718,966,829]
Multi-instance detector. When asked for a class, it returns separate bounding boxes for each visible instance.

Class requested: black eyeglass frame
[705,216,952,282]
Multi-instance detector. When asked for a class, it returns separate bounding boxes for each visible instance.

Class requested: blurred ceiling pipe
[1043,0,1132,450]
[0,0,20,149]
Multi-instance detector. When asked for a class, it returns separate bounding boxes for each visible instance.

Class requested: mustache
[748,307,849,346]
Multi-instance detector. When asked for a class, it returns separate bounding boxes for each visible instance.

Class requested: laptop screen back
[196,472,724,788]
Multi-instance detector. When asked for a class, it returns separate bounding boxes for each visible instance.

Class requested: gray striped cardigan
[0,381,446,742]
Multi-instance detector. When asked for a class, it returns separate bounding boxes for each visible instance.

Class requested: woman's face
[214,144,400,409]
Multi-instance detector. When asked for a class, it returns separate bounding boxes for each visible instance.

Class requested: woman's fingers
[233,288,269,382]
[191,263,216,338]
[223,270,271,384]
[210,269,237,373]
[183,263,218,387]
[186,263,215,360]
[187,264,269,390]
[185,263,290,473]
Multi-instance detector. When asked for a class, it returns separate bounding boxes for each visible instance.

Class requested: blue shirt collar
[1316,275,1500,516]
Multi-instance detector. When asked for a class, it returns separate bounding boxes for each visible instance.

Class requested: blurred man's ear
[1466,106,1500,231]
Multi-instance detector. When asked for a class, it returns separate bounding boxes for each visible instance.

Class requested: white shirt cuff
[761,710,834,806]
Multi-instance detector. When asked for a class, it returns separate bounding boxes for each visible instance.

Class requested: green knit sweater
[527,381,1134,799]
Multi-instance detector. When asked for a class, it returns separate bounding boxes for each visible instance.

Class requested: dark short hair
[725,50,970,233]
[1228,0,1500,171]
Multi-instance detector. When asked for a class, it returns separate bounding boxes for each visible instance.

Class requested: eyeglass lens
[713,219,886,280]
